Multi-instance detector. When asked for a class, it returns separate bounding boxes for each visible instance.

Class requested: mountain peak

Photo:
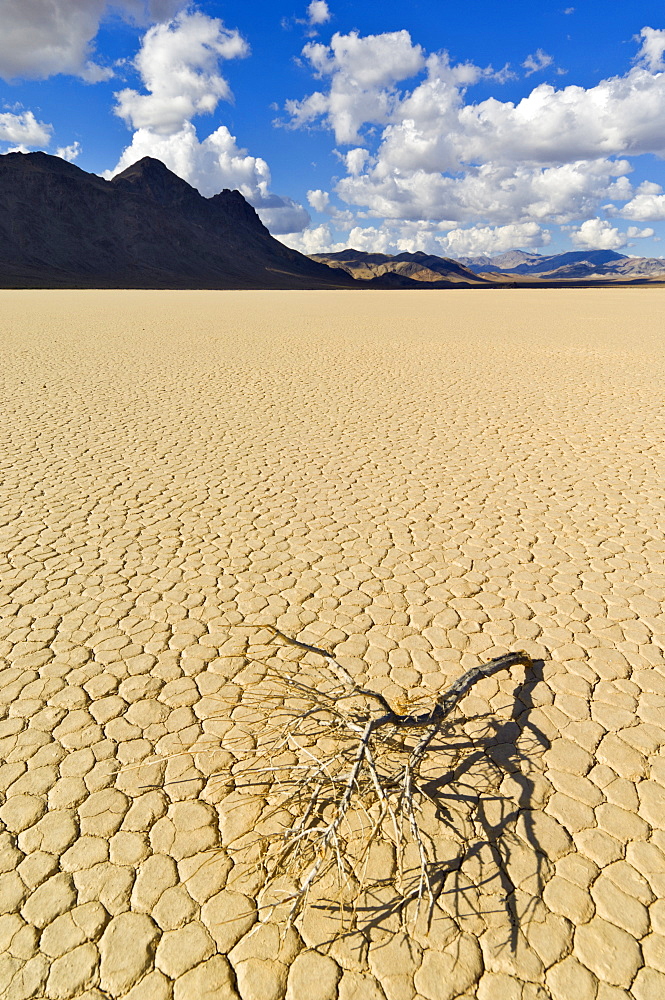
[110,158,269,233]
[111,157,198,207]
[115,155,176,176]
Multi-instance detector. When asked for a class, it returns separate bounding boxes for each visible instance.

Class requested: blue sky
[2,1,665,258]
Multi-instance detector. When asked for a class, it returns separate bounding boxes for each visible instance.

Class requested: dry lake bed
[1,289,664,1000]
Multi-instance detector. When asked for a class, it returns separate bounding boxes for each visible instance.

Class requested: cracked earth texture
[0,288,664,1000]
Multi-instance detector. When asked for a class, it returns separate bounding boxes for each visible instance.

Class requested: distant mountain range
[457,248,665,279]
[0,152,355,289]
[311,247,665,283]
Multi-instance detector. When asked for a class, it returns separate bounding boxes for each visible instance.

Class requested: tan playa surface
[1,288,664,1000]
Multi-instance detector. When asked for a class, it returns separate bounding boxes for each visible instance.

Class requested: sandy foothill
[0,288,664,1000]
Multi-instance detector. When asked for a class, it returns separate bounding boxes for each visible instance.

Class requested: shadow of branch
[304,658,550,947]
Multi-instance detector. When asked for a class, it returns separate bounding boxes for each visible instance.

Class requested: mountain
[310,245,665,283]
[309,248,485,284]
[457,248,665,279]
[457,250,542,272]
[610,256,665,276]
[0,152,356,289]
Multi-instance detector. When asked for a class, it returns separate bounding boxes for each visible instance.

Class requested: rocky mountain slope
[0,152,356,289]
[309,248,485,284]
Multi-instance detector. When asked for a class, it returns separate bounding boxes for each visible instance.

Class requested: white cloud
[620,195,665,221]
[522,49,554,77]
[634,180,663,194]
[280,223,346,254]
[337,157,632,226]
[282,217,550,258]
[287,29,665,168]
[626,226,655,238]
[0,1,188,82]
[344,148,370,175]
[570,219,626,250]
[287,1,332,35]
[108,11,308,234]
[56,141,82,162]
[610,180,665,221]
[635,26,665,72]
[285,30,425,143]
[442,222,550,256]
[307,1,331,26]
[343,225,395,253]
[453,73,665,165]
[491,64,519,84]
[284,25,665,242]
[283,220,428,255]
[114,10,248,135]
[307,189,330,212]
[0,110,52,146]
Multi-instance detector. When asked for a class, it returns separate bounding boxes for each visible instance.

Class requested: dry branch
[221,625,533,928]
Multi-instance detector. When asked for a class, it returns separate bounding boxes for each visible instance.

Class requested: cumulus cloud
[283,220,424,255]
[285,30,425,143]
[522,49,554,77]
[280,223,347,254]
[442,222,550,256]
[0,1,188,82]
[612,180,665,221]
[370,70,665,177]
[0,110,52,146]
[282,217,550,258]
[286,28,665,168]
[283,25,665,245]
[56,141,82,162]
[307,189,330,212]
[457,74,665,164]
[307,1,331,26]
[285,0,332,36]
[626,226,655,239]
[114,10,248,134]
[109,10,309,233]
[620,195,665,221]
[635,26,665,72]
[344,148,370,175]
[570,219,626,250]
[337,157,632,226]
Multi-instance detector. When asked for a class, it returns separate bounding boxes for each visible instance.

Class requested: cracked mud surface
[0,288,664,1000]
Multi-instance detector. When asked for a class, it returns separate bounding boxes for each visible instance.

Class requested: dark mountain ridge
[0,152,355,289]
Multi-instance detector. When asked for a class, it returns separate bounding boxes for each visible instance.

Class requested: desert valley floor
[1,289,664,1000]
